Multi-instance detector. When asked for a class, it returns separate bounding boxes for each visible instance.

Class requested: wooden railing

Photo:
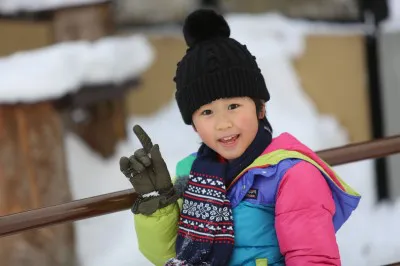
[1,134,400,265]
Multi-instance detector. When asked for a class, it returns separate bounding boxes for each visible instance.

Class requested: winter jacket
[134,133,361,266]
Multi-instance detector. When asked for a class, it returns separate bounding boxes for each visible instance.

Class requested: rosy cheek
[238,117,258,139]
[237,115,253,129]
[196,122,213,142]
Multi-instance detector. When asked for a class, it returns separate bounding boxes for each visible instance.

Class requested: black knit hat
[174,9,270,125]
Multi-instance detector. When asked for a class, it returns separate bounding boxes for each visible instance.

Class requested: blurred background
[0,0,399,265]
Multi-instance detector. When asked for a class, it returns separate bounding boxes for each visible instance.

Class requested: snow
[62,12,400,266]
[389,0,400,20]
[0,34,154,103]
[378,0,400,33]
[0,0,108,14]
[143,191,160,198]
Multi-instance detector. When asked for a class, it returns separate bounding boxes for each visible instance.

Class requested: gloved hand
[119,125,177,215]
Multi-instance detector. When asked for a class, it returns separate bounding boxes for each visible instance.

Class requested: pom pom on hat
[183,9,230,47]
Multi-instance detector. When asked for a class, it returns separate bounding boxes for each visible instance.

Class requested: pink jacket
[267,133,343,265]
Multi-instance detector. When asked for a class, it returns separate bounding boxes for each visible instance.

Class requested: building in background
[0,1,152,265]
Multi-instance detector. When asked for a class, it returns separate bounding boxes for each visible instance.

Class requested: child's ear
[258,104,266,119]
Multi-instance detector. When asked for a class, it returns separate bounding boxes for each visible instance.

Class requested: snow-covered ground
[62,13,400,266]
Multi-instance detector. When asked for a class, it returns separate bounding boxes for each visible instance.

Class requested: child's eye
[201,109,212,116]
[228,104,240,110]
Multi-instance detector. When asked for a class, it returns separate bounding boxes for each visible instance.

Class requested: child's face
[192,97,261,160]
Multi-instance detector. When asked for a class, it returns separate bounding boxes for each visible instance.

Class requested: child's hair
[252,98,273,134]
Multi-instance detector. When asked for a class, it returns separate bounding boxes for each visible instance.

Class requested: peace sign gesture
[119,125,174,215]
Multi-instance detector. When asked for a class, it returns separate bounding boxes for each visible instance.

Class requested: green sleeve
[134,203,179,265]
[133,154,196,265]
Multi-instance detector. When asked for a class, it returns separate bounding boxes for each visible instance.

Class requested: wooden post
[56,79,138,159]
[0,102,76,266]
[63,98,127,158]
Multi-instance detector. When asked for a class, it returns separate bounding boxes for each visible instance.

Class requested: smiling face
[192,97,264,160]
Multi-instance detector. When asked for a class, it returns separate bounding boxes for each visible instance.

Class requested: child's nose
[216,116,233,131]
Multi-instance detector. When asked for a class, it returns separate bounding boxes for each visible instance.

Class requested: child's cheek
[236,113,258,133]
[196,121,214,144]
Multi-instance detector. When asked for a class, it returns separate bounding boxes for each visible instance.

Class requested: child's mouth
[218,134,240,146]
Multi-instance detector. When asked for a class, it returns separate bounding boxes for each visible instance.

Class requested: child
[119,9,361,266]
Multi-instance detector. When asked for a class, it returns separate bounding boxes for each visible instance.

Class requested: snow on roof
[0,0,109,14]
[0,34,154,103]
